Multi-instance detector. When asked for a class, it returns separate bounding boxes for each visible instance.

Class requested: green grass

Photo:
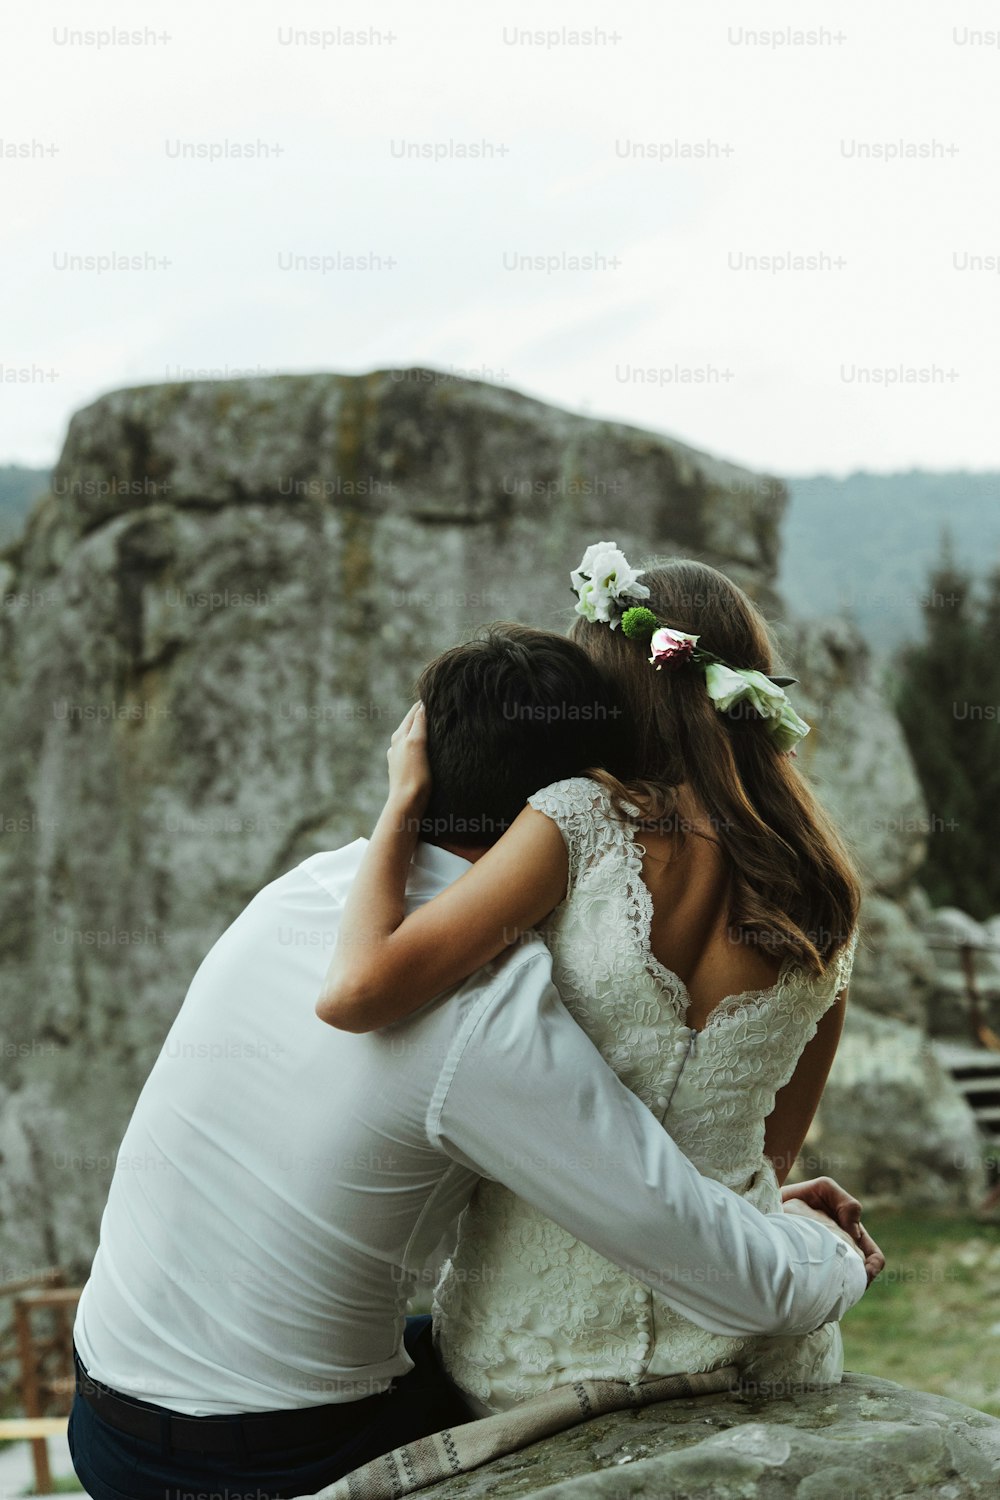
[841,1211,1000,1416]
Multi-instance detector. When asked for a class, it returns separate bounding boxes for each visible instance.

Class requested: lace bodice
[434,777,858,1411]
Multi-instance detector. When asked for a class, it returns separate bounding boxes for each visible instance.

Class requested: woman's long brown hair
[571,558,861,976]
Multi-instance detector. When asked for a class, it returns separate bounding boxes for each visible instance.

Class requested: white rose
[571,541,649,627]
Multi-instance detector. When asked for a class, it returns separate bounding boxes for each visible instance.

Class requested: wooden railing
[0,1270,81,1495]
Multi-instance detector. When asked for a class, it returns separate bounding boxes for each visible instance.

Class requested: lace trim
[832,926,860,994]
[528,776,850,1034]
[606,782,799,1034]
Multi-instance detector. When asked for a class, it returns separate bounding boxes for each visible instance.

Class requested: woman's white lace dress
[433,776,859,1413]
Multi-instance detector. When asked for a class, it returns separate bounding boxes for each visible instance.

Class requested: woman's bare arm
[763,987,847,1184]
[316,705,568,1032]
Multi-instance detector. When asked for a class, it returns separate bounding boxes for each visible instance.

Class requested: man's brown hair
[415,623,627,847]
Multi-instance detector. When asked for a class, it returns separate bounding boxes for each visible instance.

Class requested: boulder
[778,617,929,897]
[809,1006,988,1208]
[19,370,787,583]
[399,1373,1000,1499]
[765,621,989,1201]
[849,892,936,1031]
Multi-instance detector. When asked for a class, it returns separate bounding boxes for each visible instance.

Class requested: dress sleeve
[831,927,859,996]
[802,926,859,1027]
[526,776,616,897]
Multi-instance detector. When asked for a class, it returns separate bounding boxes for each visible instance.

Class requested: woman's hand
[317,701,430,1031]
[386,702,431,815]
[781,1175,885,1284]
[781,1197,868,1265]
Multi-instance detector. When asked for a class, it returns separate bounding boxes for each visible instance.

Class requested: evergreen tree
[894,536,1000,918]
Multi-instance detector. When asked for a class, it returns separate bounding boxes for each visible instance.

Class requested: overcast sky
[2,0,998,476]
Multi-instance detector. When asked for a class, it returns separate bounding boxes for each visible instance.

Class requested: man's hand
[781,1175,885,1284]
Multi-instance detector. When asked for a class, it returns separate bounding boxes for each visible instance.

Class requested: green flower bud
[621,607,659,640]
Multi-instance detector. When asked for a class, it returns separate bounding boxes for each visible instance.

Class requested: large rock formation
[780,619,987,1206]
[0,370,984,1281]
[311,1374,1000,1499]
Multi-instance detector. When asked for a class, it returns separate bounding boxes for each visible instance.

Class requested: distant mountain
[779,470,1000,649]
[0,464,50,545]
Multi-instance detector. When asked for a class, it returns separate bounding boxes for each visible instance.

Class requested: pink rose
[649,627,699,669]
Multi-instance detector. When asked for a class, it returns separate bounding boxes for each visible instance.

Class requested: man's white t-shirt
[73,840,866,1415]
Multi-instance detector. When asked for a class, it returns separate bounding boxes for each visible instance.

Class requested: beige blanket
[296,1364,739,1500]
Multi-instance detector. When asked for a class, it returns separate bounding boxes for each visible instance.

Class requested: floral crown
[570,541,810,753]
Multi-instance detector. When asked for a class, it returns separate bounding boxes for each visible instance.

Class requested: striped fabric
[297,1364,740,1500]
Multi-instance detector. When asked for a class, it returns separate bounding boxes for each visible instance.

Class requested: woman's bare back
[638,784,783,1029]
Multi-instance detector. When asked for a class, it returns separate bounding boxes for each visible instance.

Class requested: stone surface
[778,617,929,897]
[0,369,983,1274]
[764,620,987,1205]
[809,1005,988,1208]
[404,1374,1000,1499]
[20,369,788,581]
[849,892,936,1031]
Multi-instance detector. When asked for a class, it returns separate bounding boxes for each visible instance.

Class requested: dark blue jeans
[69,1316,471,1500]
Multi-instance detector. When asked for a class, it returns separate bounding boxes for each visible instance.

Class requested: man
[69,626,877,1500]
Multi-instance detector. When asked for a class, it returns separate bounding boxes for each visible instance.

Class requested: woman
[317,544,863,1412]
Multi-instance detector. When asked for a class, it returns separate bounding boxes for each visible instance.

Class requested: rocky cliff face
[0,370,983,1281]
